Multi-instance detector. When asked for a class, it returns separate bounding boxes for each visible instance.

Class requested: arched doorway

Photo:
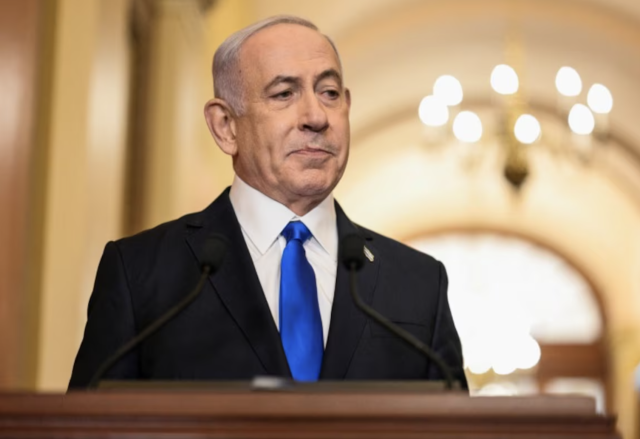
[409,231,609,412]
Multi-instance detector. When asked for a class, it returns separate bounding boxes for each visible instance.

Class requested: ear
[345,88,352,109]
[204,98,238,156]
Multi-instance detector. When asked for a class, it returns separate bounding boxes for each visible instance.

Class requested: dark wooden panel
[538,343,606,381]
[0,0,42,390]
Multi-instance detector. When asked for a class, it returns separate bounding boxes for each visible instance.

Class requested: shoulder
[104,212,201,279]
[119,210,202,245]
[109,189,233,275]
[115,213,196,251]
[114,189,232,255]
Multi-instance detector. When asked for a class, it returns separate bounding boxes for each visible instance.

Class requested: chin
[289,173,337,199]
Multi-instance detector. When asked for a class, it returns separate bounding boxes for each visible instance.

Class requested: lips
[293,148,332,155]
[288,143,336,156]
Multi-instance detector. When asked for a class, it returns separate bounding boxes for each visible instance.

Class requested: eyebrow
[315,68,343,87]
[264,75,300,92]
[263,68,343,93]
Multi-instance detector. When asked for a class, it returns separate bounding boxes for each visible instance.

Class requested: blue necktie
[279,221,323,381]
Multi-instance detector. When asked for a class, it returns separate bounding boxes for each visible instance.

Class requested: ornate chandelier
[418,38,614,191]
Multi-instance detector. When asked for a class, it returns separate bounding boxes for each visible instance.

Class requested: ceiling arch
[256,0,640,46]
[332,0,640,57]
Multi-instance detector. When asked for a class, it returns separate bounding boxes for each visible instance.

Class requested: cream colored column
[609,327,640,439]
[142,0,213,229]
[37,0,130,391]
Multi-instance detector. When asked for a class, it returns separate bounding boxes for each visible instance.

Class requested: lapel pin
[363,246,374,262]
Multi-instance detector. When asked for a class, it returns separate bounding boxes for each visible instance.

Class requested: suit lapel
[185,190,291,378]
[320,202,380,379]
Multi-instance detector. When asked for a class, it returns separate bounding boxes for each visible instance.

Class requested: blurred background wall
[0,0,639,437]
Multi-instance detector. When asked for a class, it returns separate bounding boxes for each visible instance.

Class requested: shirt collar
[229,175,337,261]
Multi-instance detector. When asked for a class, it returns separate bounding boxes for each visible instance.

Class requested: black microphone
[341,234,457,390]
[87,234,229,389]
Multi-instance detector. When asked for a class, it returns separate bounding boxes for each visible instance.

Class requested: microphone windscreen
[201,234,229,273]
[341,234,365,271]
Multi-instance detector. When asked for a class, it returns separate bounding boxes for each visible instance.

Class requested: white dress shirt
[229,175,338,346]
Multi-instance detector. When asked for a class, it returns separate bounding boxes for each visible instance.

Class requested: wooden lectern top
[0,386,620,438]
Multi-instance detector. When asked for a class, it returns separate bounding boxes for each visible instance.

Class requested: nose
[299,92,329,133]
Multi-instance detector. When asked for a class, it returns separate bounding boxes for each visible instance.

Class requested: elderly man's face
[232,24,350,213]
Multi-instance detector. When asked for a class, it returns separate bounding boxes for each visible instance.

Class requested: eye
[322,89,340,99]
[272,90,293,100]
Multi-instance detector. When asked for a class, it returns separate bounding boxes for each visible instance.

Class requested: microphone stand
[347,263,455,390]
[87,266,212,389]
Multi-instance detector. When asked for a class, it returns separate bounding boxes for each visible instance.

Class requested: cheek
[242,120,277,157]
[255,116,289,145]
[334,119,351,154]
[332,110,350,135]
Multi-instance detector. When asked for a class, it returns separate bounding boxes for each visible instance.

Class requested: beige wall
[141,0,207,228]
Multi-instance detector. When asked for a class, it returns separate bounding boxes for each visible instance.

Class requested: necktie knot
[282,221,312,244]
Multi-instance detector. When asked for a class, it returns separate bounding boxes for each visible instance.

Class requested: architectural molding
[335,0,640,59]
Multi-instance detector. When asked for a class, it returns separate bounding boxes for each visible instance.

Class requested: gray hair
[212,15,342,115]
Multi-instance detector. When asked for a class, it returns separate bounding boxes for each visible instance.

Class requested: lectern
[0,383,620,438]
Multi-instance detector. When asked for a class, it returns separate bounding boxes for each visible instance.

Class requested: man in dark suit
[69,15,467,388]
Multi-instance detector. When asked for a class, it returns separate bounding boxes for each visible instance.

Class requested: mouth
[289,147,334,157]
[294,149,331,156]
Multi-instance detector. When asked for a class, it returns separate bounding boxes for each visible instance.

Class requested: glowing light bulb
[514,114,541,144]
[568,103,595,135]
[556,67,582,97]
[517,335,541,370]
[490,64,519,95]
[433,75,463,106]
[418,95,449,127]
[464,339,492,375]
[493,359,517,376]
[587,84,613,114]
[453,111,483,143]
[468,359,492,375]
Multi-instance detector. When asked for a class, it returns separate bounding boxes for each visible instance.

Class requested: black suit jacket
[69,189,467,388]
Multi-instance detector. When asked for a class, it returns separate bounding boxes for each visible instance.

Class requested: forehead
[238,24,342,82]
